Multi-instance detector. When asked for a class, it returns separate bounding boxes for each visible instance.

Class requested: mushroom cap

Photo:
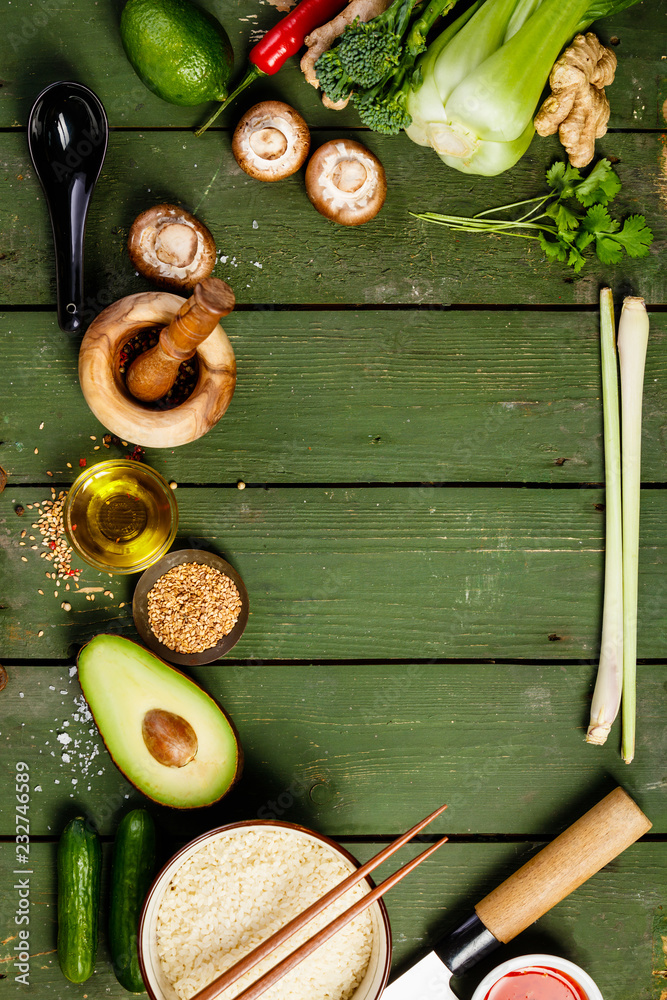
[305,139,387,226]
[232,101,311,181]
[127,204,217,291]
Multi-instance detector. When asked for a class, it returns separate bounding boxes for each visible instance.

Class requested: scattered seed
[34,447,39,455]
[38,589,44,595]
[61,602,71,611]
[169,481,177,490]
[67,462,72,469]
[237,481,246,490]
[90,435,97,441]
[147,562,243,654]
[21,556,28,562]
[93,445,100,451]
[39,422,45,430]
[37,631,44,637]
[46,470,53,476]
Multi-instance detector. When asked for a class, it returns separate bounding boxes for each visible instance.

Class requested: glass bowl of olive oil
[63,460,178,574]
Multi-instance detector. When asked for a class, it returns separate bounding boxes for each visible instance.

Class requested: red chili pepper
[195,0,349,136]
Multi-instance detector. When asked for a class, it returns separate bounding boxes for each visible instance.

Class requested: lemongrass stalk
[618,296,650,764]
[586,288,623,745]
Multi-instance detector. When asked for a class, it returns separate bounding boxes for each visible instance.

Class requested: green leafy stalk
[410,158,653,272]
[351,0,480,134]
[618,297,650,765]
[316,0,464,131]
[587,288,623,746]
[404,0,645,174]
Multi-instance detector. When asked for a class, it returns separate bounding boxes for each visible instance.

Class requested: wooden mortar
[78,284,236,449]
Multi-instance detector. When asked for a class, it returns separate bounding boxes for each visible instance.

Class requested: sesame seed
[147,562,243,654]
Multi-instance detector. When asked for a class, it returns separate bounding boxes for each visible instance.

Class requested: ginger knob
[534,33,617,168]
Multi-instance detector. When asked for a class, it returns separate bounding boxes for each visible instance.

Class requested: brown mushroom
[128,204,216,291]
[232,101,310,181]
[305,140,386,226]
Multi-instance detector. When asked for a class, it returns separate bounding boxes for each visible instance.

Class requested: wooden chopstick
[191,804,448,1000]
[231,833,450,1000]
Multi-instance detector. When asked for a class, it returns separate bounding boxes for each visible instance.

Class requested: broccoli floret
[315,47,355,105]
[352,68,413,135]
[336,0,414,87]
[317,0,460,132]
[316,0,417,103]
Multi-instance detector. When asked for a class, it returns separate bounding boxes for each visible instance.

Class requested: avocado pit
[142,708,198,767]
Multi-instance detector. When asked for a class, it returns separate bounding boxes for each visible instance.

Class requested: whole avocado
[120,0,234,107]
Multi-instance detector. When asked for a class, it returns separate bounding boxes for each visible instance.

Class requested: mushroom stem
[126,278,236,404]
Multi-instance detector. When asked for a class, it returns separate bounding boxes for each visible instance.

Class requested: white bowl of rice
[139,820,392,1000]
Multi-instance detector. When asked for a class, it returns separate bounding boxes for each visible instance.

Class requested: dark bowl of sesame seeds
[132,548,249,666]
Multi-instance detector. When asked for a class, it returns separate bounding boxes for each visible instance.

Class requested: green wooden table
[1,2,665,998]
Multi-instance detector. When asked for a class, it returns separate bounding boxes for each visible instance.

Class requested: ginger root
[534,33,617,168]
[300,0,391,110]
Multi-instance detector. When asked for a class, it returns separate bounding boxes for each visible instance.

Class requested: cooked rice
[156,827,375,1000]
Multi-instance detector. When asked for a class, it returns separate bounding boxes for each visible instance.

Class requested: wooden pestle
[125,277,235,403]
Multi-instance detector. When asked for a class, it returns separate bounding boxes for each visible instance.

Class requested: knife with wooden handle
[382,787,651,999]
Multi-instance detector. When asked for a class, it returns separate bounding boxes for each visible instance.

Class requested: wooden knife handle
[474,787,652,944]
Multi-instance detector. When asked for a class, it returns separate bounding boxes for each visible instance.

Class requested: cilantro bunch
[410,159,653,272]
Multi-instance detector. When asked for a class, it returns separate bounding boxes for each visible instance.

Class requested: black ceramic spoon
[28,81,108,335]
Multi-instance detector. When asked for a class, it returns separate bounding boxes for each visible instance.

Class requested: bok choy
[405,0,643,175]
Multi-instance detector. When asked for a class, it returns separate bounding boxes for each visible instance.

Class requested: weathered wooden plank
[0,0,663,130]
[0,662,665,837]
[0,310,665,486]
[2,487,666,661]
[1,130,665,307]
[0,839,661,999]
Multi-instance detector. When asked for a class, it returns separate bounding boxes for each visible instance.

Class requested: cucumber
[57,816,101,983]
[109,809,157,993]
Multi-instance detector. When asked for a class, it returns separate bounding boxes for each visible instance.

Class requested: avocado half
[77,634,242,808]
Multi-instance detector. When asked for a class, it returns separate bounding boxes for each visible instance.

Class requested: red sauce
[484,966,589,1000]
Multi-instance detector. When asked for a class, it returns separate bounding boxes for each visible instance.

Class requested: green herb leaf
[573,158,622,207]
[545,200,581,232]
[567,243,588,272]
[582,203,620,236]
[538,232,569,263]
[546,161,582,200]
[615,215,654,258]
